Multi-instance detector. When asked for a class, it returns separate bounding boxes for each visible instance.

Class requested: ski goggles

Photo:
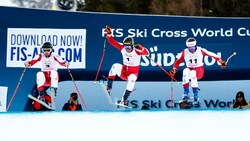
[42,48,52,52]
[188,46,196,51]
[124,45,132,50]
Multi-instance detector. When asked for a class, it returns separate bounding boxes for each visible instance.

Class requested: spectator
[232,91,250,109]
[62,92,82,111]
[141,105,150,110]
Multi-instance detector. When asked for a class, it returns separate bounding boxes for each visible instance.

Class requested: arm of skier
[54,54,69,67]
[24,54,42,67]
[134,44,149,55]
[173,51,185,70]
[105,26,123,51]
[201,48,226,68]
[170,51,185,76]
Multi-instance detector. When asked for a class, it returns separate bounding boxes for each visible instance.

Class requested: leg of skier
[36,71,46,102]
[49,70,58,110]
[190,70,199,105]
[182,68,191,100]
[50,70,58,92]
[120,74,137,106]
[106,63,122,95]
[191,67,204,106]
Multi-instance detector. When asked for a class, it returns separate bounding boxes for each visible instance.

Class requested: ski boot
[182,87,190,100]
[182,94,190,101]
[38,90,45,102]
[119,90,132,106]
[193,99,199,107]
[180,87,190,109]
[106,78,113,96]
[181,87,190,102]
[119,100,128,106]
[49,87,56,110]
[192,87,199,107]
[106,86,112,96]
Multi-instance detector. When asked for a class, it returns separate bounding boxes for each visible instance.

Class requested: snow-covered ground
[0,110,249,141]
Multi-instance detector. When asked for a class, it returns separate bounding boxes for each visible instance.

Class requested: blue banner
[0,6,249,111]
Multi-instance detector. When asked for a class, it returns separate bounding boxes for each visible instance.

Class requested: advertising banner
[0,86,8,112]
[0,6,249,111]
[7,28,86,69]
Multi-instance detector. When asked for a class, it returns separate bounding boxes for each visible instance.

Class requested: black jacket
[62,101,82,111]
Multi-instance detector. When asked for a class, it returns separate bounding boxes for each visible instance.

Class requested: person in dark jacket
[62,92,82,111]
[232,91,250,109]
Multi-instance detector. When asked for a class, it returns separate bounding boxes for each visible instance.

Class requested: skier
[104,26,149,106]
[25,42,69,109]
[170,37,227,106]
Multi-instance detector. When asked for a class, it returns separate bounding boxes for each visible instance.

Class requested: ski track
[0,110,249,141]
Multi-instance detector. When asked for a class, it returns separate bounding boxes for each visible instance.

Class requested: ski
[175,96,193,104]
[28,94,53,110]
[176,98,200,109]
[99,79,113,104]
[114,102,133,109]
[175,99,189,104]
[179,100,191,109]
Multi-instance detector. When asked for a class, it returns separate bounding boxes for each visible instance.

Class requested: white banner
[0,86,8,112]
[7,28,86,69]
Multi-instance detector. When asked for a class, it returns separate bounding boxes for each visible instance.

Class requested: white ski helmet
[186,37,197,47]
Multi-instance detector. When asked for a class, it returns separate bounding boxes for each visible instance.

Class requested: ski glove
[105,26,112,35]
[219,60,227,69]
[170,68,177,76]
[64,61,69,67]
[24,61,30,67]
[134,44,143,50]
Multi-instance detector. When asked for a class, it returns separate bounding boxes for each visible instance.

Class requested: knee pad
[190,70,197,79]
[36,71,45,87]
[50,70,58,79]
[109,63,122,76]
[182,68,190,84]
[50,70,58,88]
[190,70,198,87]
[128,74,137,82]
[126,74,137,91]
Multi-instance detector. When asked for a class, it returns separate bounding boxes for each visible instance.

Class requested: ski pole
[67,67,88,110]
[6,67,27,112]
[94,38,107,84]
[170,78,174,109]
[146,56,180,84]
[226,52,236,64]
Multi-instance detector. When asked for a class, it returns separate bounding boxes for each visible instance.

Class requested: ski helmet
[42,42,53,53]
[42,42,53,49]
[186,37,196,47]
[123,37,134,47]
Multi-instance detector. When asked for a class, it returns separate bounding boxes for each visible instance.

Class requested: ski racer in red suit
[170,37,227,105]
[25,42,69,110]
[105,26,149,106]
